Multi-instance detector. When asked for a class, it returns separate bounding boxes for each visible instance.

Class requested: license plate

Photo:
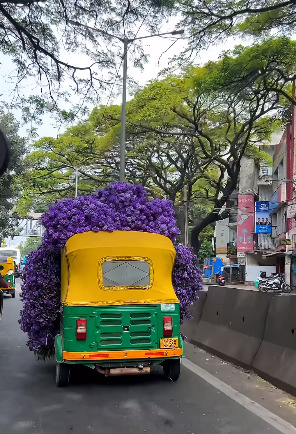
[160,338,178,349]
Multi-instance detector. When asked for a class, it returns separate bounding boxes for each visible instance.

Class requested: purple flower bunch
[20,246,61,358]
[173,246,203,323]
[20,183,202,357]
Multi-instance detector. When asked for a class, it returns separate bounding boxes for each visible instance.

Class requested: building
[215,132,283,283]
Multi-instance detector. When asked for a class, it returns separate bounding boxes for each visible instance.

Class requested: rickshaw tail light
[163,316,173,337]
[76,319,87,340]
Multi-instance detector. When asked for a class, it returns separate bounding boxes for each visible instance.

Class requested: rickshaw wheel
[11,289,15,298]
[163,359,180,382]
[55,362,70,387]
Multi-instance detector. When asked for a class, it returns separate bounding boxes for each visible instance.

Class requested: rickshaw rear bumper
[62,348,183,362]
[0,287,14,294]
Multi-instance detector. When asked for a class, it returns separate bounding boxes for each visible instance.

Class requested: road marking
[183,358,296,434]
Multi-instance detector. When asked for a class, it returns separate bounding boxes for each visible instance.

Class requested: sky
[0,17,240,248]
[0,24,239,139]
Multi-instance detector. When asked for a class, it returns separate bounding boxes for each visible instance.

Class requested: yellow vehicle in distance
[0,256,16,299]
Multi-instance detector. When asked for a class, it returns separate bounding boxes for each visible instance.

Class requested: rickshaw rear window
[101,258,151,289]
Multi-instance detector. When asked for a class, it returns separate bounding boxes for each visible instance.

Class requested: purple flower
[20,183,202,357]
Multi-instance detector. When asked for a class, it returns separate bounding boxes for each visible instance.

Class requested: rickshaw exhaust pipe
[96,366,150,377]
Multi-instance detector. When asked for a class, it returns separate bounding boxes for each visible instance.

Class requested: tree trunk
[191,212,220,255]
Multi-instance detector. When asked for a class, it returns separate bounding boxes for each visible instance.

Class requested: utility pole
[75,168,78,198]
[184,185,189,247]
[120,38,128,182]
[118,30,184,183]
[68,21,184,183]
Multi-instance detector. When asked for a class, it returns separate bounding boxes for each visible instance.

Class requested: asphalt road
[0,282,290,434]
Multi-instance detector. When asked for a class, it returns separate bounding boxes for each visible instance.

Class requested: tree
[21,37,296,255]
[178,0,296,52]
[16,77,219,213]
[119,38,295,253]
[19,237,41,258]
[0,109,26,241]
[16,113,120,215]
[198,240,214,264]
[0,0,175,107]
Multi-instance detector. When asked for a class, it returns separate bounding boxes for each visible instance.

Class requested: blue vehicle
[203,257,223,279]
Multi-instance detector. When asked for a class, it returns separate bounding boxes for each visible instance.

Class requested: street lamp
[119,29,184,182]
[68,20,184,182]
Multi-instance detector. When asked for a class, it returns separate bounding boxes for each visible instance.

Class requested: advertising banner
[215,218,229,255]
[237,195,254,253]
[255,202,272,234]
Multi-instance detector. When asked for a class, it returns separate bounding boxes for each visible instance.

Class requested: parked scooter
[216,272,226,286]
[258,272,291,293]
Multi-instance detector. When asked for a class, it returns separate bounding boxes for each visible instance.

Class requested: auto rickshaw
[55,230,183,386]
[0,256,16,298]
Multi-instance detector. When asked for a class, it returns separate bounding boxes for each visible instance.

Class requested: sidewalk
[224,283,257,291]
[203,283,257,291]
[203,283,296,293]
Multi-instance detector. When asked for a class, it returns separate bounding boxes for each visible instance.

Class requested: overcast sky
[0,25,239,139]
[1,20,240,248]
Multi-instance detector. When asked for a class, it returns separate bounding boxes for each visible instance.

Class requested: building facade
[215,131,286,283]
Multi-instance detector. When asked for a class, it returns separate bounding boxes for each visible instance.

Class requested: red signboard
[237,195,254,253]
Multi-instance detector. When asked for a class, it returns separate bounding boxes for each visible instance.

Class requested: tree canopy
[0,109,26,241]
[0,0,175,104]
[19,37,295,253]
[178,0,296,52]
[19,237,41,258]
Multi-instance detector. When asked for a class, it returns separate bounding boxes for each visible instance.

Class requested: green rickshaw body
[55,231,183,386]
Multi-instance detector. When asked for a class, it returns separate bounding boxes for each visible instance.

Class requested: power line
[132,6,152,40]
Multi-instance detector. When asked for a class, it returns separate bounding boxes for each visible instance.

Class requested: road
[0,282,294,434]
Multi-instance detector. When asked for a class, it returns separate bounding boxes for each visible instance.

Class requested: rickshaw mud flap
[96,366,150,376]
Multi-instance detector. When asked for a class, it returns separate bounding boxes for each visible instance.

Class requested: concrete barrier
[186,285,273,367]
[181,291,207,338]
[252,295,296,393]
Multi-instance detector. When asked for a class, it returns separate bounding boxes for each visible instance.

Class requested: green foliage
[19,237,42,258]
[227,244,237,256]
[189,203,215,244]
[198,240,214,264]
[16,113,119,215]
[0,1,172,110]
[0,109,26,240]
[18,38,295,253]
[178,1,296,52]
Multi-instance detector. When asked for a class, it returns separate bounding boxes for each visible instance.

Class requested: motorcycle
[216,272,226,286]
[258,272,291,293]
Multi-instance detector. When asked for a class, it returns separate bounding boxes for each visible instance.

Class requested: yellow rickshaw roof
[0,257,14,276]
[61,231,178,306]
[65,230,175,253]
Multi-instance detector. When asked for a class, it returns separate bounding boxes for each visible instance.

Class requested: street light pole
[119,29,184,183]
[67,20,184,183]
[120,37,128,182]
[75,168,79,198]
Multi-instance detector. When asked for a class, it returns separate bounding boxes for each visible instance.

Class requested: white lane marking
[183,358,296,434]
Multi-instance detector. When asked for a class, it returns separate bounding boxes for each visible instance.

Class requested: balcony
[254,233,276,252]
[257,163,272,186]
